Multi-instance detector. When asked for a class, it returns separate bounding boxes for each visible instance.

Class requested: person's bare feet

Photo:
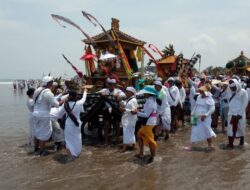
[183,146,192,151]
[119,147,127,153]
[134,154,144,158]
[207,146,215,151]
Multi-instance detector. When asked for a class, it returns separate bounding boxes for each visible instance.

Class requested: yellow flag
[136,47,142,62]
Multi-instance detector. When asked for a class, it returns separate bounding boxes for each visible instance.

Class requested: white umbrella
[132,72,141,77]
[99,53,116,61]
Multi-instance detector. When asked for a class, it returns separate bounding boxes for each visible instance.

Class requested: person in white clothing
[165,77,181,133]
[154,80,171,140]
[175,80,186,127]
[189,85,197,110]
[189,84,216,150]
[218,81,229,133]
[50,107,65,151]
[246,79,250,119]
[119,87,138,152]
[225,79,248,148]
[50,84,67,151]
[98,78,126,145]
[32,76,61,156]
[56,88,87,160]
[135,86,157,163]
[26,88,35,146]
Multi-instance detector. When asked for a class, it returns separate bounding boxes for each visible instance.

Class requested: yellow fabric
[158,56,176,64]
[111,30,132,79]
[130,50,136,59]
[117,42,133,79]
[136,47,142,62]
[138,125,157,147]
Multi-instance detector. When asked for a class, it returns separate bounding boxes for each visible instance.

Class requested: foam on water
[0,81,13,85]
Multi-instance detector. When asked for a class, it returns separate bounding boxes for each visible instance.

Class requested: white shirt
[26,98,34,113]
[97,88,126,98]
[137,96,157,126]
[179,87,186,105]
[156,88,170,115]
[56,91,87,126]
[166,85,181,107]
[121,96,138,127]
[246,88,250,102]
[188,78,199,91]
[189,85,196,101]
[227,80,248,116]
[33,87,59,117]
[192,94,215,117]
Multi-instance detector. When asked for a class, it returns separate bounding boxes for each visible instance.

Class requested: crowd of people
[25,74,250,163]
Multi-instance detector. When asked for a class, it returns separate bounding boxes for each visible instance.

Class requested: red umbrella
[80,53,97,60]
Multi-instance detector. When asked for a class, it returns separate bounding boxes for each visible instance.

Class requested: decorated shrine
[151,45,201,80]
[82,18,146,87]
[226,51,250,75]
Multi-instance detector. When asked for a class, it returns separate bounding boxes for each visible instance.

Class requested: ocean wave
[0,82,13,85]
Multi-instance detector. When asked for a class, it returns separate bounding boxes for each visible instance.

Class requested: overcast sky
[1,0,250,79]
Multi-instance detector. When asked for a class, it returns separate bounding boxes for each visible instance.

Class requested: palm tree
[162,44,175,57]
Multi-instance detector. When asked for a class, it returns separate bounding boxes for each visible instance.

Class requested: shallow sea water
[0,83,250,190]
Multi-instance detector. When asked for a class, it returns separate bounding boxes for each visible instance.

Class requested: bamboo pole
[85,60,90,77]
[141,48,145,76]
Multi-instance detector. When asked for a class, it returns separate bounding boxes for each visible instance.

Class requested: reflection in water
[0,84,250,190]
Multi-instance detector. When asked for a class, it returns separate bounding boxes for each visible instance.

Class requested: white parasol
[99,52,116,61]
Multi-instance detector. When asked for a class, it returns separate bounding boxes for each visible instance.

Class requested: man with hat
[165,77,181,133]
[225,79,248,148]
[135,78,145,91]
[32,76,63,156]
[98,78,126,145]
[119,87,138,152]
[154,80,171,140]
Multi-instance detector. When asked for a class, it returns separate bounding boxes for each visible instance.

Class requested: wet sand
[0,84,250,190]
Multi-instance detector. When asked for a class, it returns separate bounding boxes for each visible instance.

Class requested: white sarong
[190,116,216,143]
[28,113,35,145]
[64,124,82,157]
[52,120,64,142]
[33,116,52,141]
[227,115,246,137]
[123,125,136,145]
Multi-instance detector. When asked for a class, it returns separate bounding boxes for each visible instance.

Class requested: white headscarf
[126,87,136,95]
[107,78,116,84]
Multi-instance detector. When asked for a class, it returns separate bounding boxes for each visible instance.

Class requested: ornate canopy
[226,51,250,70]
[83,18,146,50]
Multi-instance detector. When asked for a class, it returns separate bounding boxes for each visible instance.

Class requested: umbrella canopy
[99,53,116,61]
[80,53,97,60]
[211,79,221,85]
